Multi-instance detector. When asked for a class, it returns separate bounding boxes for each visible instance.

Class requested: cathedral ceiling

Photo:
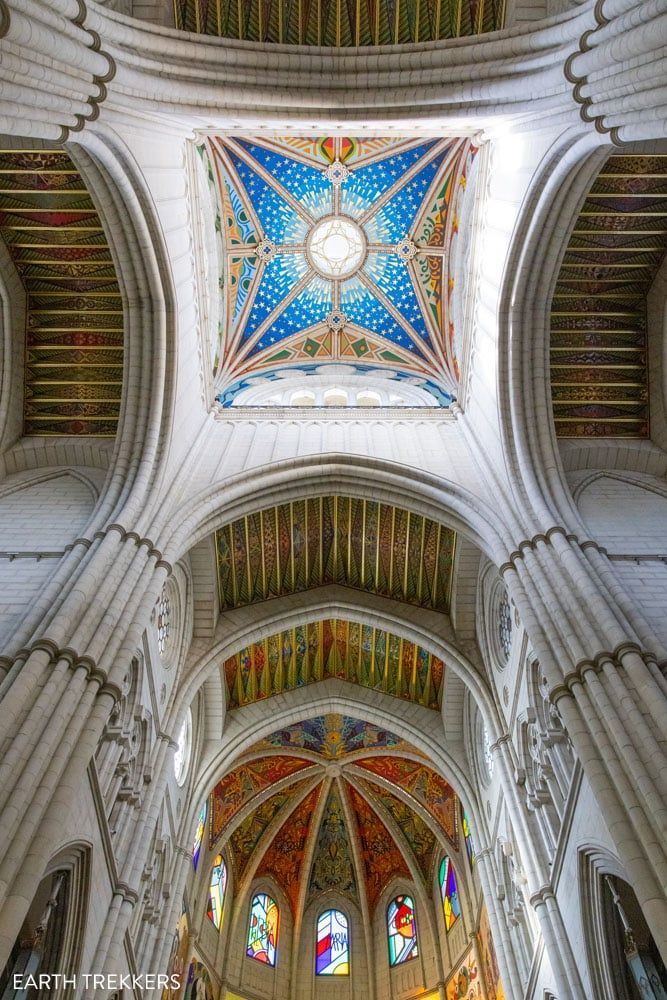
[0,149,122,435]
[202,136,478,404]
[223,618,445,709]
[175,0,504,45]
[550,153,667,438]
[216,496,456,611]
[209,715,460,918]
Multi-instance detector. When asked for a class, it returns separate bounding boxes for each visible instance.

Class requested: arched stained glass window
[462,808,476,866]
[387,895,418,966]
[207,855,227,929]
[439,857,461,931]
[192,801,207,871]
[316,909,349,975]
[247,893,279,966]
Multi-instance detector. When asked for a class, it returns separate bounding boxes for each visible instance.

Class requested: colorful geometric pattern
[316,909,349,976]
[446,948,482,1000]
[202,136,477,401]
[175,0,505,45]
[439,856,461,931]
[462,807,475,866]
[209,757,313,846]
[246,892,279,965]
[0,149,123,435]
[550,154,667,437]
[216,496,455,612]
[206,854,227,929]
[387,895,419,966]
[228,780,311,879]
[357,779,437,881]
[478,903,506,1000]
[255,785,322,915]
[354,756,458,845]
[223,618,445,710]
[252,714,418,759]
[346,784,410,911]
[307,787,357,900]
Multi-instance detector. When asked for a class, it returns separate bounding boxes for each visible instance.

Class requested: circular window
[307,216,366,278]
[174,709,192,786]
[497,590,512,661]
[152,586,171,658]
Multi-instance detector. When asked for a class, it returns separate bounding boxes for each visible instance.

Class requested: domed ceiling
[209,715,460,917]
[175,0,505,45]
[199,135,478,405]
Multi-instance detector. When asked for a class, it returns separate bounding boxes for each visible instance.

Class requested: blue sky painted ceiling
[203,136,478,405]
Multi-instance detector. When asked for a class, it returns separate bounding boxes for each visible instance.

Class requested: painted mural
[216,496,455,613]
[357,778,437,881]
[209,757,312,846]
[478,903,505,1000]
[184,959,215,1000]
[228,780,311,880]
[252,713,420,758]
[162,899,189,1000]
[307,786,357,899]
[346,785,410,912]
[176,1,505,44]
[0,149,123,435]
[445,949,484,1000]
[203,136,477,399]
[223,618,445,710]
[550,153,667,438]
[354,756,458,844]
[255,785,321,914]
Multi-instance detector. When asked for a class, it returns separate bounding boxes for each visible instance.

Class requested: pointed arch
[438,856,461,931]
[246,892,279,965]
[316,908,349,975]
[387,894,418,966]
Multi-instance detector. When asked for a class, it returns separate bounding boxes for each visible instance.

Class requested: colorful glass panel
[462,809,476,866]
[387,895,418,966]
[497,591,512,660]
[206,855,227,930]
[439,857,461,931]
[192,802,207,871]
[316,909,349,975]
[246,893,279,966]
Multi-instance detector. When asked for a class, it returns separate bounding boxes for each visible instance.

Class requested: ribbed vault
[208,714,459,919]
[0,147,123,435]
[550,152,667,438]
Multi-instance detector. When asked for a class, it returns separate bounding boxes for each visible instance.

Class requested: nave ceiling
[207,714,461,921]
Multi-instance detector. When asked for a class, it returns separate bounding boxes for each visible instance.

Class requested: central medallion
[307,216,366,279]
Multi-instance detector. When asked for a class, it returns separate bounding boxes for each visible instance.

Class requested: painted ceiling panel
[550,153,667,438]
[209,756,313,845]
[356,778,437,881]
[355,756,458,845]
[223,618,445,710]
[307,786,357,901]
[216,496,455,611]
[252,714,422,758]
[228,779,311,879]
[204,135,477,399]
[175,0,504,44]
[0,149,122,435]
[255,784,322,915]
[346,784,411,911]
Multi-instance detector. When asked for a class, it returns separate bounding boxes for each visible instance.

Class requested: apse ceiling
[224,618,445,710]
[216,496,456,611]
[0,149,122,435]
[550,153,667,438]
[209,715,460,917]
[176,0,505,44]
[202,136,478,405]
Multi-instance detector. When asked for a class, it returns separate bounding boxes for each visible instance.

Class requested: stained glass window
[316,909,349,975]
[498,590,512,660]
[387,895,418,966]
[462,808,476,866]
[192,802,207,871]
[439,857,461,931]
[174,709,191,786]
[246,893,279,966]
[152,585,171,657]
[483,725,494,779]
[207,855,227,929]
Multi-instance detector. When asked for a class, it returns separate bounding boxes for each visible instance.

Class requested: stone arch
[572,471,667,554]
